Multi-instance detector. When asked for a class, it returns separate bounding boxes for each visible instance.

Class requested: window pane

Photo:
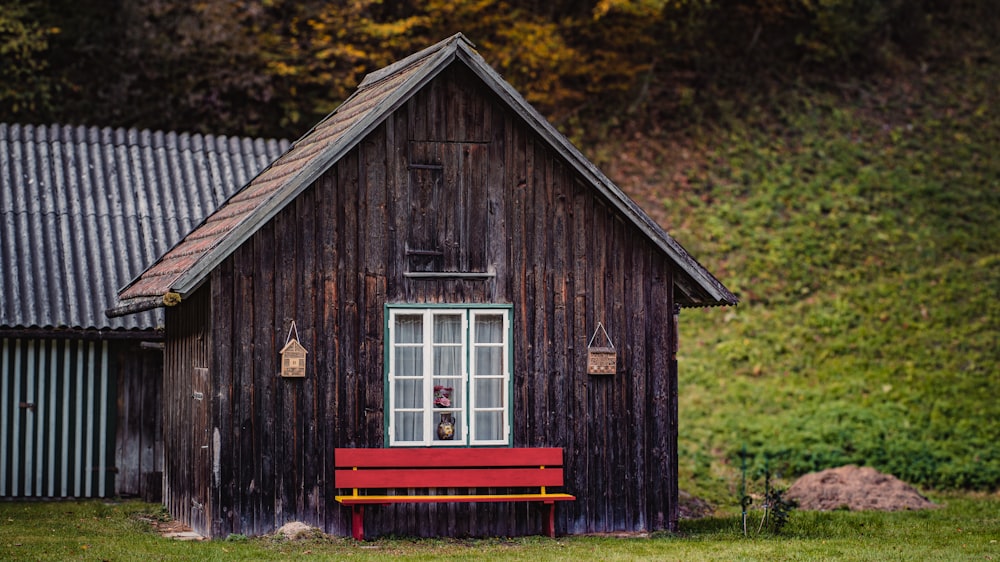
[394,379,423,408]
[474,411,503,441]
[395,347,422,377]
[433,314,462,343]
[395,315,423,343]
[433,346,462,376]
[474,347,502,376]
[474,315,503,343]
[474,379,503,408]
[394,411,423,442]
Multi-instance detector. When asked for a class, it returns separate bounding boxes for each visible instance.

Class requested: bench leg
[542,501,555,538]
[351,505,365,541]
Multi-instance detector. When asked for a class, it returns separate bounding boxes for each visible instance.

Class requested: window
[387,306,511,446]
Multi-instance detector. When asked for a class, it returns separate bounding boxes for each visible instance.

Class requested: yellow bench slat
[335,492,576,504]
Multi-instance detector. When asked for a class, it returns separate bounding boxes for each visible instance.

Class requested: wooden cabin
[109,34,737,539]
[0,123,286,500]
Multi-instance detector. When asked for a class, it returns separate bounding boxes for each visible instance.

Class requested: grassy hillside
[603,11,999,506]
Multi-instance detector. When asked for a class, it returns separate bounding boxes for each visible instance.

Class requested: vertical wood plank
[611,215,628,530]
[626,241,650,530]
[449,67,465,142]
[570,176,591,534]
[550,161,570,534]
[441,143,459,273]
[362,127,388,445]
[428,73,443,141]
[488,100,507,301]
[296,184,321,527]
[465,144,488,276]
[233,241,256,535]
[211,260,234,537]
[192,365,210,533]
[524,134,542,445]
[588,200,609,532]
[385,110,404,301]
[510,119,529,446]
[273,192,297,528]
[252,223,277,536]
[531,139,551,447]
[114,344,139,496]
[339,150,360,448]
[316,170,343,534]
[140,345,163,503]
[666,263,679,532]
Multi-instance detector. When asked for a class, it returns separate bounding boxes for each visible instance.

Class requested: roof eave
[105,296,165,318]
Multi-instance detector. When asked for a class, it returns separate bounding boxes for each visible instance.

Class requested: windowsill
[403,271,495,280]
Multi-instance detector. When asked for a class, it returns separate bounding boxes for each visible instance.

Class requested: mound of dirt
[275,521,321,540]
[786,465,937,511]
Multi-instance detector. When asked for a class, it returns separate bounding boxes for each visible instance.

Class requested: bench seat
[334,447,575,540]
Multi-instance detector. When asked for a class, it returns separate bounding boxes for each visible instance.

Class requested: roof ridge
[1,122,288,151]
[358,32,471,90]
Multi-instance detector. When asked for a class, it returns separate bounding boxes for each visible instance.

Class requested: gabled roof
[0,123,288,331]
[110,33,736,314]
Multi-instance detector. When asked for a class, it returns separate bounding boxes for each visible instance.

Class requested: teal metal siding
[0,338,116,497]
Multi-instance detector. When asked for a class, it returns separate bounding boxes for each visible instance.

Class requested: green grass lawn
[1,496,997,560]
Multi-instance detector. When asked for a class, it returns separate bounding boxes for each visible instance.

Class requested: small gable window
[387,306,511,446]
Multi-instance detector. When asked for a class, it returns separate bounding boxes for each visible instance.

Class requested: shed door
[191,367,210,528]
[406,141,489,273]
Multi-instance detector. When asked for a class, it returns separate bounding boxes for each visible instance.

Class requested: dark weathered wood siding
[165,65,678,538]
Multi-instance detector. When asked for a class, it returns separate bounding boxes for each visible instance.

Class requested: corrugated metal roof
[112,33,737,312]
[0,123,289,331]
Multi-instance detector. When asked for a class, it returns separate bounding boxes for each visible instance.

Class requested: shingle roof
[111,33,737,312]
[0,123,289,331]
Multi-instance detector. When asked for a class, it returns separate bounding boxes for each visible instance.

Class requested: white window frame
[386,306,511,447]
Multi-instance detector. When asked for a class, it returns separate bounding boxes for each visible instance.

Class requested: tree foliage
[0,0,57,116]
[0,0,965,139]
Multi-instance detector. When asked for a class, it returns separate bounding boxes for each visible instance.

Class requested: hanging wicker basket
[587,323,617,375]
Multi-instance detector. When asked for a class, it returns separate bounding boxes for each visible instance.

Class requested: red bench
[334,447,575,540]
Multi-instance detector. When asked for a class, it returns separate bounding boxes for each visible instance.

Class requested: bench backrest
[334,448,565,490]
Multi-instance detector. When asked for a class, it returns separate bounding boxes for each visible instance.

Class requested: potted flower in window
[433,386,452,408]
[434,386,454,440]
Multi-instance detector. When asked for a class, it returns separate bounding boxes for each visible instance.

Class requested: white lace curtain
[472,314,504,441]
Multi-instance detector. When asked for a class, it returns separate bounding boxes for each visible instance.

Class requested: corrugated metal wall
[0,338,116,497]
